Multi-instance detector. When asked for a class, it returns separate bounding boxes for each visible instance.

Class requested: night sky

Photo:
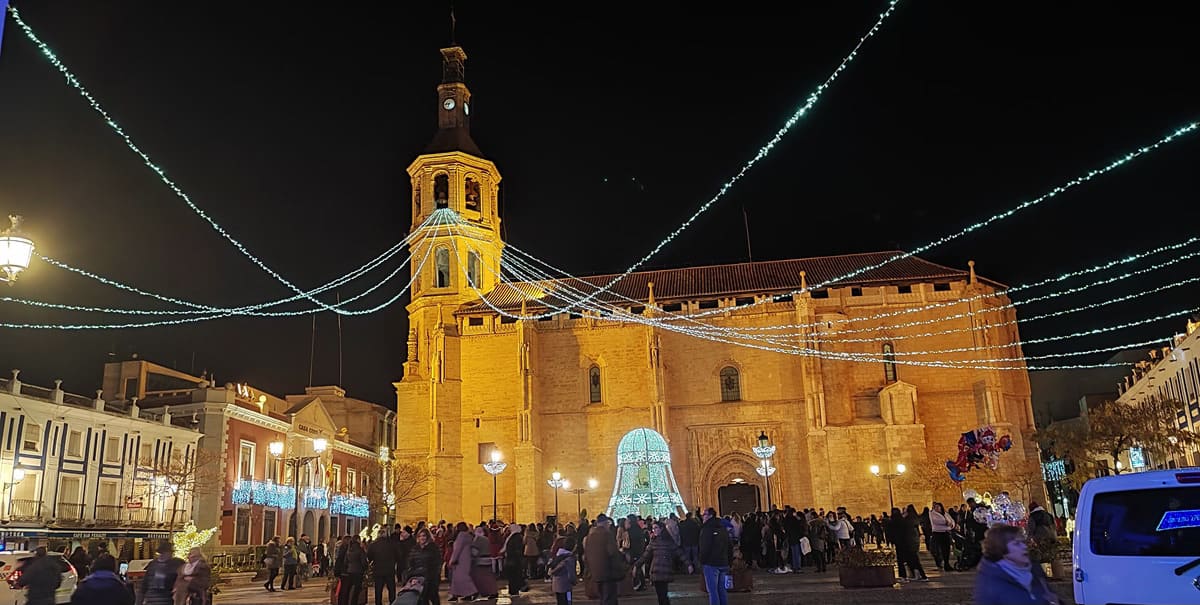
[1,2,1197,407]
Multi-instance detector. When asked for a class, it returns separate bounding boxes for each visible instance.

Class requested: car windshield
[1090,486,1200,556]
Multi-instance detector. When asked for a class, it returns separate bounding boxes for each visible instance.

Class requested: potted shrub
[836,547,896,588]
[1029,535,1070,579]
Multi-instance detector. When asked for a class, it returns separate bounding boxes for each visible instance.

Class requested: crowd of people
[12,540,210,605]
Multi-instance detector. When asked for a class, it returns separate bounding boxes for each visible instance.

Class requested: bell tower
[406,45,505,337]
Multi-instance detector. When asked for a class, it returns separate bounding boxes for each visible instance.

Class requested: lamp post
[547,471,567,522]
[483,449,507,522]
[271,437,327,539]
[378,446,392,527]
[869,463,906,510]
[0,215,35,285]
[752,431,777,512]
[565,478,597,518]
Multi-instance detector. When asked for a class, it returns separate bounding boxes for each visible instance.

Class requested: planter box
[838,565,895,588]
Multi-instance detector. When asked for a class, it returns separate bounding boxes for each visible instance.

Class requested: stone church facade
[393,46,1038,523]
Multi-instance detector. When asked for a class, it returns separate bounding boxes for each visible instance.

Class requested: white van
[1073,468,1200,604]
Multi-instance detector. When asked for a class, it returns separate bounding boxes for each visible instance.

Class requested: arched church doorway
[700,451,763,510]
[303,511,316,537]
[718,483,759,517]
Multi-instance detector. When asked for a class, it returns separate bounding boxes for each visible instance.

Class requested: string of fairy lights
[3,3,1198,374]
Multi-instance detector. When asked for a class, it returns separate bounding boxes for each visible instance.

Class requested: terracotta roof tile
[460,251,983,313]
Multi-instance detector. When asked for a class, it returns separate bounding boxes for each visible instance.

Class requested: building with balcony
[0,369,202,555]
[1115,319,1200,470]
[110,360,385,549]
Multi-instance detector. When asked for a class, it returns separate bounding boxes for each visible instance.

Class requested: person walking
[806,512,828,573]
[368,529,400,605]
[901,505,929,581]
[403,528,442,605]
[698,508,730,605]
[503,524,528,597]
[448,522,479,602]
[973,525,1060,605]
[337,536,368,605]
[637,521,690,605]
[548,536,577,605]
[70,553,132,605]
[929,502,956,572]
[174,547,211,605]
[297,534,314,587]
[141,541,185,605]
[469,525,499,600]
[68,546,90,581]
[584,514,622,605]
[262,536,282,592]
[280,537,300,590]
[15,547,61,605]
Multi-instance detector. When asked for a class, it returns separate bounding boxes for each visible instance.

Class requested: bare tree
[897,459,963,501]
[142,448,223,530]
[387,459,434,507]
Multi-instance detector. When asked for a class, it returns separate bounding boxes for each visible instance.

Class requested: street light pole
[271,438,327,539]
[483,450,507,522]
[378,446,391,528]
[547,471,566,522]
[870,463,906,510]
[565,478,598,518]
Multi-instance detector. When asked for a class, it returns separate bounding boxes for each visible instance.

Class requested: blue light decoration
[1156,509,1200,532]
[304,488,329,510]
[331,494,370,518]
[231,480,296,509]
[607,428,687,519]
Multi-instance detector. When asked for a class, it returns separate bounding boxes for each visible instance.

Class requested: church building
[393,46,1038,523]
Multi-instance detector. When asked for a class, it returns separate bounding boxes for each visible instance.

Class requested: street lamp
[378,446,392,527]
[271,438,327,538]
[547,471,567,521]
[752,431,777,512]
[565,478,598,518]
[870,463,906,510]
[0,215,35,285]
[483,449,507,522]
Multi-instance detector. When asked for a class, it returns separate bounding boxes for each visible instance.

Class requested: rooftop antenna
[742,206,753,262]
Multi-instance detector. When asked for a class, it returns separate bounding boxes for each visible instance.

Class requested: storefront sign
[1129,447,1146,469]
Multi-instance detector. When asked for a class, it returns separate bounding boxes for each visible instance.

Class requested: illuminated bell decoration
[0,215,35,284]
[607,428,687,519]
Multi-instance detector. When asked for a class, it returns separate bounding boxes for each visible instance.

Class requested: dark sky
[1,2,1198,406]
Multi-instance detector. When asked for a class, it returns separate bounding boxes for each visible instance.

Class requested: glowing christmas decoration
[331,493,370,518]
[984,493,1027,527]
[231,480,296,509]
[172,522,218,553]
[606,428,687,519]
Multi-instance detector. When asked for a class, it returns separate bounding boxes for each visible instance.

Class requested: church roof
[459,251,994,313]
[424,126,484,157]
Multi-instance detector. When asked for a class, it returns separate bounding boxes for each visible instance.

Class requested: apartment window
[99,480,120,506]
[720,367,742,402]
[898,285,913,294]
[67,431,83,458]
[21,422,42,453]
[933,282,951,292]
[266,458,278,483]
[263,510,277,545]
[331,516,340,538]
[60,475,82,504]
[140,443,154,467]
[239,441,256,482]
[883,342,898,382]
[347,469,357,495]
[235,508,250,545]
[589,366,602,403]
[13,471,38,501]
[333,465,342,492]
[104,436,121,464]
[468,317,484,326]
[851,287,863,297]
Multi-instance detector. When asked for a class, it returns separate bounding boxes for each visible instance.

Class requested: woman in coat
[174,547,211,605]
[263,536,282,592]
[469,525,499,599]
[503,524,528,597]
[636,521,688,605]
[903,505,929,580]
[973,525,1060,605]
[448,522,479,601]
[523,525,541,581]
[405,528,443,605]
[280,537,300,590]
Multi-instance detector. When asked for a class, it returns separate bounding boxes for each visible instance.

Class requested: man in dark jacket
[678,513,701,573]
[15,547,61,605]
[584,514,621,605]
[392,526,414,589]
[698,508,730,605]
[367,533,399,605]
[69,553,132,605]
[337,536,368,605]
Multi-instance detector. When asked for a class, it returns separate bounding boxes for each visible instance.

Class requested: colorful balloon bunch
[945,425,1013,482]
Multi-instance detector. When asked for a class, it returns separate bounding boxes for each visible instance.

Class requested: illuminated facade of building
[393,46,1040,523]
[1114,319,1200,471]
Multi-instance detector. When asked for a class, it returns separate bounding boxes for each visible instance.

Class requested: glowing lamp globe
[588,478,598,490]
[490,449,503,464]
[313,438,328,453]
[0,215,34,284]
[12,468,26,483]
[269,441,284,457]
[896,463,906,474]
[869,465,880,476]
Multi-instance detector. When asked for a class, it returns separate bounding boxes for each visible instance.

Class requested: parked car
[0,551,78,605]
[1073,468,1200,604]
[122,558,154,583]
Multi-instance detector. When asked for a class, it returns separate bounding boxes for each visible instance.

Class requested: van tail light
[1175,472,1200,484]
[66,561,77,577]
[5,568,21,588]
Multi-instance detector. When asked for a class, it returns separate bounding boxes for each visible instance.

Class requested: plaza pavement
[213,553,1077,605]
